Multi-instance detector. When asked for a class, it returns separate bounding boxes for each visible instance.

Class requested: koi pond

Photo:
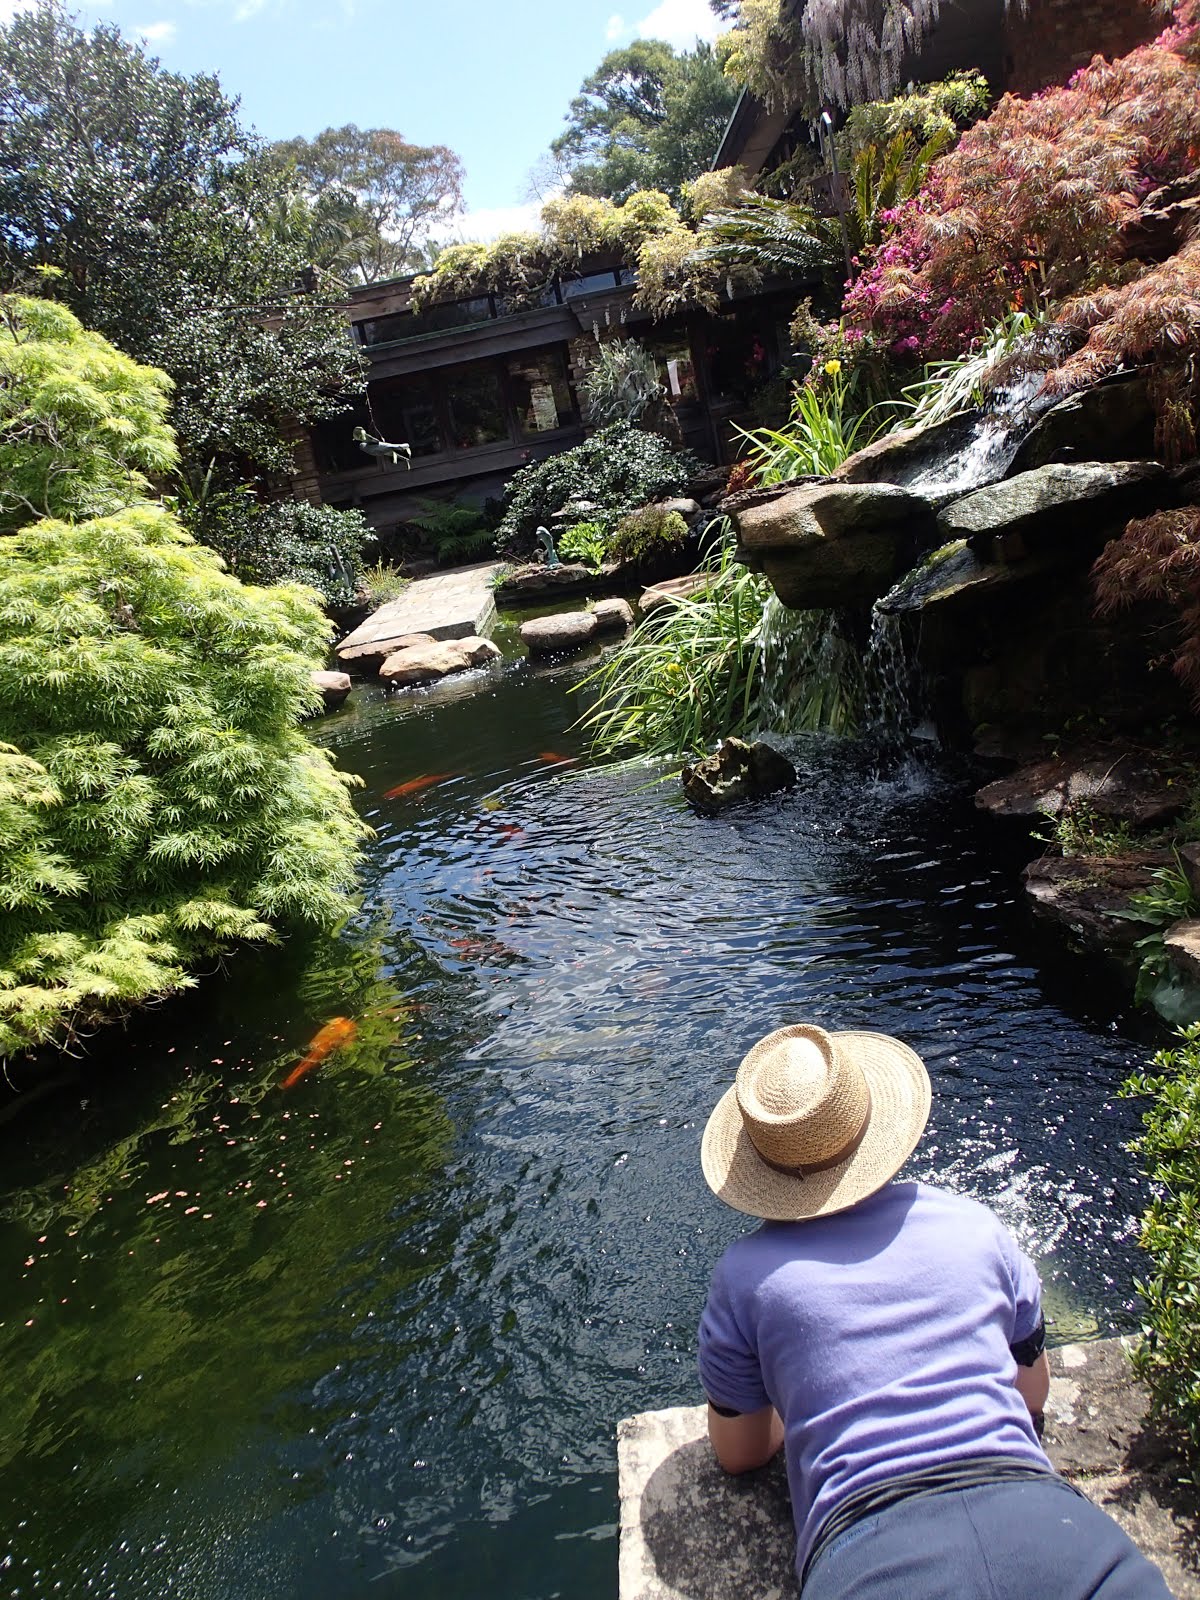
[0,657,1157,1599]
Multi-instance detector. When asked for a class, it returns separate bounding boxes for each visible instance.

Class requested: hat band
[753,1087,873,1180]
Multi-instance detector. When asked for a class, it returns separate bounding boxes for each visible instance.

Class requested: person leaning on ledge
[697,1024,1173,1600]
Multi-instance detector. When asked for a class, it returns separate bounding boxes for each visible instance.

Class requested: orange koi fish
[281,1016,357,1089]
[538,752,576,765]
[384,773,454,800]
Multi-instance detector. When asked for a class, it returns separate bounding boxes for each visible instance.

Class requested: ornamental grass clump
[576,521,771,759]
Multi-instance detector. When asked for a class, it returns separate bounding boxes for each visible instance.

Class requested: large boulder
[1008,376,1156,475]
[379,634,500,687]
[937,461,1167,560]
[681,737,796,814]
[520,611,600,657]
[733,482,937,609]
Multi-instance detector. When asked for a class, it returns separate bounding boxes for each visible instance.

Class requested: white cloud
[606,0,721,51]
[431,198,546,246]
[0,0,35,21]
[136,19,177,41]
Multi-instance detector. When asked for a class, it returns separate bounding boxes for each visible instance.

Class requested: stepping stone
[379,635,501,687]
[591,598,635,634]
[520,611,600,657]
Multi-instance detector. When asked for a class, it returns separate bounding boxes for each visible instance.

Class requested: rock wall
[1003,0,1159,96]
[618,1340,1199,1600]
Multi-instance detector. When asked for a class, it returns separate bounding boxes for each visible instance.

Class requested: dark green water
[0,659,1156,1598]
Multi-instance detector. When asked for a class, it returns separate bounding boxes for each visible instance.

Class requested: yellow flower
[824,359,842,375]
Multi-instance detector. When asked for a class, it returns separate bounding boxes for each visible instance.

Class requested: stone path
[337,562,501,667]
[617,1339,1199,1600]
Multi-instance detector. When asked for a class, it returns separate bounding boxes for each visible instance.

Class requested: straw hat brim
[701,1030,931,1221]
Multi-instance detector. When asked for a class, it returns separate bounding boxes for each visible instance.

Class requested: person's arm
[1014,1348,1050,1418]
[707,1401,785,1474]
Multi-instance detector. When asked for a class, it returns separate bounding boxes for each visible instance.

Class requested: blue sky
[4,0,723,232]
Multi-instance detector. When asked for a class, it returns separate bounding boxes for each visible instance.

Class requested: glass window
[356,312,413,347]
[445,363,508,450]
[705,312,776,405]
[369,376,445,458]
[558,270,620,300]
[355,297,495,345]
[507,349,576,437]
[646,338,699,405]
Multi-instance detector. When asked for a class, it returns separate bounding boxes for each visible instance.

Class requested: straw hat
[701,1024,930,1220]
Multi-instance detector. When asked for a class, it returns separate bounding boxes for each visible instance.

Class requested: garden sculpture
[535,525,560,568]
[353,427,412,468]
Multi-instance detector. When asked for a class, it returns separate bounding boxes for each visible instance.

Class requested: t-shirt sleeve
[997,1223,1044,1350]
[697,1256,770,1416]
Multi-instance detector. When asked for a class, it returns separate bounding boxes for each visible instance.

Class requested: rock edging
[616,1339,1198,1600]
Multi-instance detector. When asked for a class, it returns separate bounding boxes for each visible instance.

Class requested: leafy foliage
[360,561,408,608]
[720,0,993,111]
[209,500,370,606]
[0,504,366,1059]
[899,308,1050,429]
[0,295,177,533]
[1121,1024,1200,1465]
[607,505,689,564]
[273,124,464,284]
[403,499,495,566]
[576,522,771,758]
[836,70,991,162]
[549,40,739,204]
[495,422,695,557]
[580,339,674,433]
[736,362,898,481]
[1115,858,1200,1004]
[1093,507,1200,704]
[843,18,1200,359]
[557,521,608,569]
[0,3,363,565]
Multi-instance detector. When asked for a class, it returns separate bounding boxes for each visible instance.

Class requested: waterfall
[757,596,865,737]
[862,604,925,736]
[907,368,1047,498]
[755,594,929,744]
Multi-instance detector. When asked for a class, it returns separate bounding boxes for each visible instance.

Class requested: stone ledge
[617,1339,1199,1600]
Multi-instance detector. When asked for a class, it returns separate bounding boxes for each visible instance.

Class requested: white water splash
[909,369,1046,498]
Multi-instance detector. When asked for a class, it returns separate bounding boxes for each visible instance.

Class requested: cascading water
[756,594,865,736]
[862,603,926,735]
[908,368,1048,499]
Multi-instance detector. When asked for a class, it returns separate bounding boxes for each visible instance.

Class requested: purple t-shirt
[697,1182,1051,1578]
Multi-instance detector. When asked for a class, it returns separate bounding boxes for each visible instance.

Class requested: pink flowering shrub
[843,3,1200,361]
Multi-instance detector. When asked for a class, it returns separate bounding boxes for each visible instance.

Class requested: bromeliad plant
[575,519,771,759]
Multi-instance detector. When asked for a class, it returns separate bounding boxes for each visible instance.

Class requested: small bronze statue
[352,427,411,468]
[535,525,560,568]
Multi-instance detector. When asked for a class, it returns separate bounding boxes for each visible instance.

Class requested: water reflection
[0,672,1156,1599]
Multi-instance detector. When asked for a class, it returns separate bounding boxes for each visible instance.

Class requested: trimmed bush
[496,421,695,558]
[0,505,367,1058]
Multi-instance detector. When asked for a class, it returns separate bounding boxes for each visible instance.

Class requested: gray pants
[803,1477,1174,1599]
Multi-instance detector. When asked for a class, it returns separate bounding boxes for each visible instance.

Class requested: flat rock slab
[494,562,618,605]
[618,1340,1198,1600]
[639,574,712,613]
[975,747,1187,827]
[337,562,500,667]
[1022,851,1173,952]
[937,462,1165,558]
[592,597,635,634]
